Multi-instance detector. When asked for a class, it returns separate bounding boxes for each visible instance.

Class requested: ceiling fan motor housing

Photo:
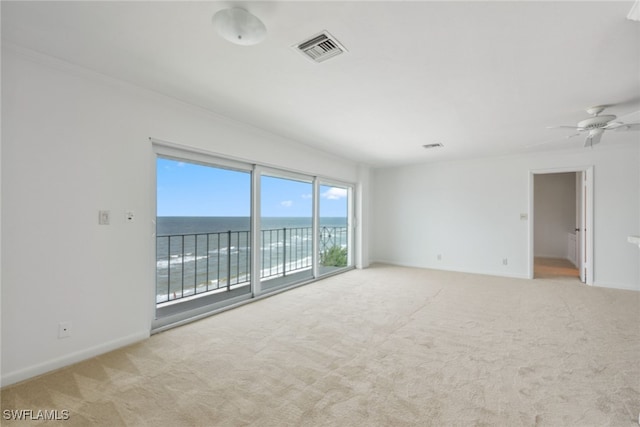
[577,115,616,130]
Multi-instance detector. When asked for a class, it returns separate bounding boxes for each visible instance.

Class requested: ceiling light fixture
[212,8,266,46]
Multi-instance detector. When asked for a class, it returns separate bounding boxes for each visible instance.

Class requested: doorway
[530,167,593,284]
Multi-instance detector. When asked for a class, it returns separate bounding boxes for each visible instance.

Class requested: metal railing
[156,226,347,304]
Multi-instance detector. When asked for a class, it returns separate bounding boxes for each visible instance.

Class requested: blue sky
[157,158,347,217]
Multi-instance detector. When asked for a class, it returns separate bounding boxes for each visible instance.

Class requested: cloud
[301,193,312,199]
[322,187,347,200]
[165,162,186,170]
[280,200,293,208]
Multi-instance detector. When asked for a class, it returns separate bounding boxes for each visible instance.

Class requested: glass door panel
[319,183,352,276]
[260,174,314,292]
[156,157,251,319]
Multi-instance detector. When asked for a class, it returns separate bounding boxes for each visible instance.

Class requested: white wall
[372,144,640,290]
[533,173,576,258]
[1,47,363,386]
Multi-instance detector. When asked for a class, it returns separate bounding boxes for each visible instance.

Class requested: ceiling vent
[294,31,347,63]
[422,143,444,149]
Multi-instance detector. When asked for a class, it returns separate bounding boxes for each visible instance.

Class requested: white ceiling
[2,1,639,167]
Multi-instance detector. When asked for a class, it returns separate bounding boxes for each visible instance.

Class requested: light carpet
[2,264,639,426]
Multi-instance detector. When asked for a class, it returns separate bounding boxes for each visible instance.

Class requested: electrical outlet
[58,321,71,339]
[125,211,135,222]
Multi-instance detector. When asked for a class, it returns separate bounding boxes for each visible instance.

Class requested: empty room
[1,1,639,426]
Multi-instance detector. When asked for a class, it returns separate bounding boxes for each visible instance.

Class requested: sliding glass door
[153,144,356,328]
[319,183,352,276]
[155,157,252,321]
[259,173,314,292]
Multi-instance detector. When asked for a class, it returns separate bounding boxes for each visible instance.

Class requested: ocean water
[156,217,348,303]
[157,216,346,235]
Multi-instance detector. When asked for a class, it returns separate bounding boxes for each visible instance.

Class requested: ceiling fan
[548,105,640,147]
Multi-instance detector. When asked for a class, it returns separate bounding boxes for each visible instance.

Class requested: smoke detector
[294,31,347,63]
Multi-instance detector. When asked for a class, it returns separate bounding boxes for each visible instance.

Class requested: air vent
[294,31,347,63]
[422,143,444,149]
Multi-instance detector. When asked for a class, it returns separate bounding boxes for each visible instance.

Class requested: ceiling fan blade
[547,125,578,130]
[614,123,640,131]
[603,121,625,129]
[591,132,603,145]
[584,132,603,148]
[610,108,640,123]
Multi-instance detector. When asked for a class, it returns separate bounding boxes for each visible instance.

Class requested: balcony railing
[156,226,347,304]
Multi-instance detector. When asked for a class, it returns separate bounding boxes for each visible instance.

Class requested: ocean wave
[208,246,249,255]
[157,254,209,269]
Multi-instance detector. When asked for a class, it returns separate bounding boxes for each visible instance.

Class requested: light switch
[520,213,528,220]
[99,210,110,225]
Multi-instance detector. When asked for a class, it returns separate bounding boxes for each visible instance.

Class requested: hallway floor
[534,257,580,280]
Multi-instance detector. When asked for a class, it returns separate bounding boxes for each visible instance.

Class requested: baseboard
[592,281,640,292]
[431,265,530,280]
[369,259,530,280]
[1,330,150,388]
[372,259,639,291]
